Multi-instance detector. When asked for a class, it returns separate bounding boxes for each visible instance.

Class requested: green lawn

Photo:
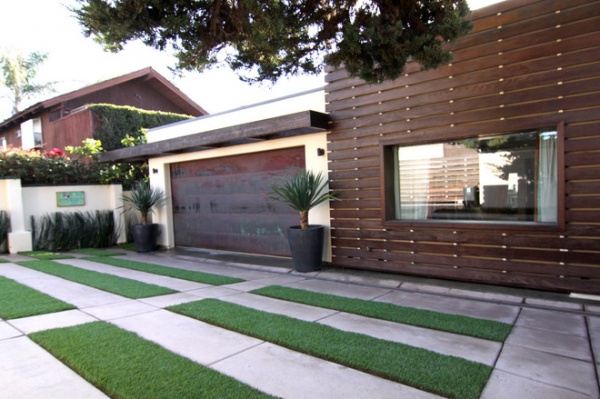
[17,260,176,299]
[0,275,75,319]
[169,299,492,399]
[30,322,274,399]
[251,285,512,341]
[86,256,244,286]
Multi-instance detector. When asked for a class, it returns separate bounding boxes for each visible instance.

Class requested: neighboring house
[0,67,207,151]
[103,0,600,295]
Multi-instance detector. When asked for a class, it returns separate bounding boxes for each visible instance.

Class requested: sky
[0,0,505,121]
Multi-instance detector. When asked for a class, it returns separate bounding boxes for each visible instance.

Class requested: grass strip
[17,260,176,299]
[251,285,512,342]
[30,322,274,399]
[71,248,127,257]
[0,258,9,263]
[85,256,244,286]
[0,275,75,319]
[169,299,492,399]
[18,251,72,260]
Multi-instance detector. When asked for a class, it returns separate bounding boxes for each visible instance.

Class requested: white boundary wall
[0,180,126,253]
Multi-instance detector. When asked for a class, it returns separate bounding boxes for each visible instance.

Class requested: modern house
[0,67,207,151]
[103,0,600,295]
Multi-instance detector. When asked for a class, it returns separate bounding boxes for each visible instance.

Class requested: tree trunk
[300,210,309,229]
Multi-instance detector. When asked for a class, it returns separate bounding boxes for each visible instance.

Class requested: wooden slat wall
[325,0,600,294]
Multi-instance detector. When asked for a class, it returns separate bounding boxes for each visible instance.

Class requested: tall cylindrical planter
[287,225,324,272]
[131,223,160,253]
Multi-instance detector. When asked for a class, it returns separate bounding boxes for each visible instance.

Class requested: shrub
[31,210,119,251]
[0,211,10,252]
[0,148,103,185]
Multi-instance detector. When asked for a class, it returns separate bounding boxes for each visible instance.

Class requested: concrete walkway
[0,249,598,398]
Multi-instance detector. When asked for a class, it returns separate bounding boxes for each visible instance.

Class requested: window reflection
[394,128,558,224]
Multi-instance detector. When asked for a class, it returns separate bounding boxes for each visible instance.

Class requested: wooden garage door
[170,147,305,256]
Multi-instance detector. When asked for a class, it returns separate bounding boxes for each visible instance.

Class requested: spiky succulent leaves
[122,182,167,225]
[270,171,337,229]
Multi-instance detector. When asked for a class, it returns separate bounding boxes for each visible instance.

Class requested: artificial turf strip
[18,251,73,260]
[30,322,274,399]
[251,285,512,342]
[169,299,492,399]
[17,260,176,299]
[0,258,8,263]
[84,256,244,286]
[70,248,127,257]
[0,275,75,319]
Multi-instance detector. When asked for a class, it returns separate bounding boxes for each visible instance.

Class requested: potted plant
[269,170,338,272]
[122,181,168,253]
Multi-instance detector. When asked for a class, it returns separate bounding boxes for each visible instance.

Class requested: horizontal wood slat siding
[325,0,600,294]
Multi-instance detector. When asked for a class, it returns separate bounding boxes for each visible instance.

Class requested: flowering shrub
[45,148,64,157]
[0,143,147,189]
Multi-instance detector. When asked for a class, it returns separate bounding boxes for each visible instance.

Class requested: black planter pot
[130,223,160,253]
[287,225,324,272]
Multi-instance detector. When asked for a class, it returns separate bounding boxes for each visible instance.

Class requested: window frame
[380,122,565,231]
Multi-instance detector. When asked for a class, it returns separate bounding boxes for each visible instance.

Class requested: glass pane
[394,128,557,224]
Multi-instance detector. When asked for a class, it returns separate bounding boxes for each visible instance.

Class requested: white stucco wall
[0,181,127,253]
[144,88,333,261]
[149,132,333,261]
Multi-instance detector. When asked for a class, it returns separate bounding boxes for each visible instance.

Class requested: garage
[170,146,305,256]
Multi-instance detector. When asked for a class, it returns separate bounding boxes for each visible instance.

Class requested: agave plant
[122,182,168,225]
[269,170,337,229]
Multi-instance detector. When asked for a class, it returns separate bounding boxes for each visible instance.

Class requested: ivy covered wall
[89,104,194,151]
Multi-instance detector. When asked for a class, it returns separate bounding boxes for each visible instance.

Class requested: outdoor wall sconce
[317,148,325,156]
[152,168,159,174]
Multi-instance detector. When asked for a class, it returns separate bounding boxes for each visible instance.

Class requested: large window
[384,127,562,226]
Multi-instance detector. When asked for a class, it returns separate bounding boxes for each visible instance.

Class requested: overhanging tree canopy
[73,0,472,83]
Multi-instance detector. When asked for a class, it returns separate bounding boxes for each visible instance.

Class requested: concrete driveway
[1,248,598,399]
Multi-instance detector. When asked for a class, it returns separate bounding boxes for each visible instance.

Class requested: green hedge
[89,104,193,151]
[0,150,103,185]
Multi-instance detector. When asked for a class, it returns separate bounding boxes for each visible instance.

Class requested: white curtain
[394,147,432,220]
[537,131,558,223]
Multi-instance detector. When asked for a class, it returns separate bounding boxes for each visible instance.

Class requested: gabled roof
[0,67,207,130]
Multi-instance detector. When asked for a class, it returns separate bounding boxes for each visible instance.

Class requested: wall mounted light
[317,148,325,156]
[152,168,159,174]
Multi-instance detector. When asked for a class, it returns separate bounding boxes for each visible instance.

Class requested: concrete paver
[285,278,393,300]
[506,325,592,361]
[8,309,97,335]
[218,292,339,322]
[494,344,598,398]
[0,336,108,399]
[58,258,211,291]
[317,312,502,366]
[0,263,128,308]
[110,309,265,365]
[516,308,588,336]
[375,289,520,323]
[81,300,159,321]
[0,320,22,340]
[212,341,443,399]
[481,370,595,399]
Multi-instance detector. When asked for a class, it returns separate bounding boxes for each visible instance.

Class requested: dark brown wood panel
[325,0,600,294]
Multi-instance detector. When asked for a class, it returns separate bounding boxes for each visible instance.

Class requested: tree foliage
[0,49,54,114]
[72,0,472,84]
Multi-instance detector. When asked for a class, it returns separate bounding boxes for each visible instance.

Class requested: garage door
[170,147,305,256]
